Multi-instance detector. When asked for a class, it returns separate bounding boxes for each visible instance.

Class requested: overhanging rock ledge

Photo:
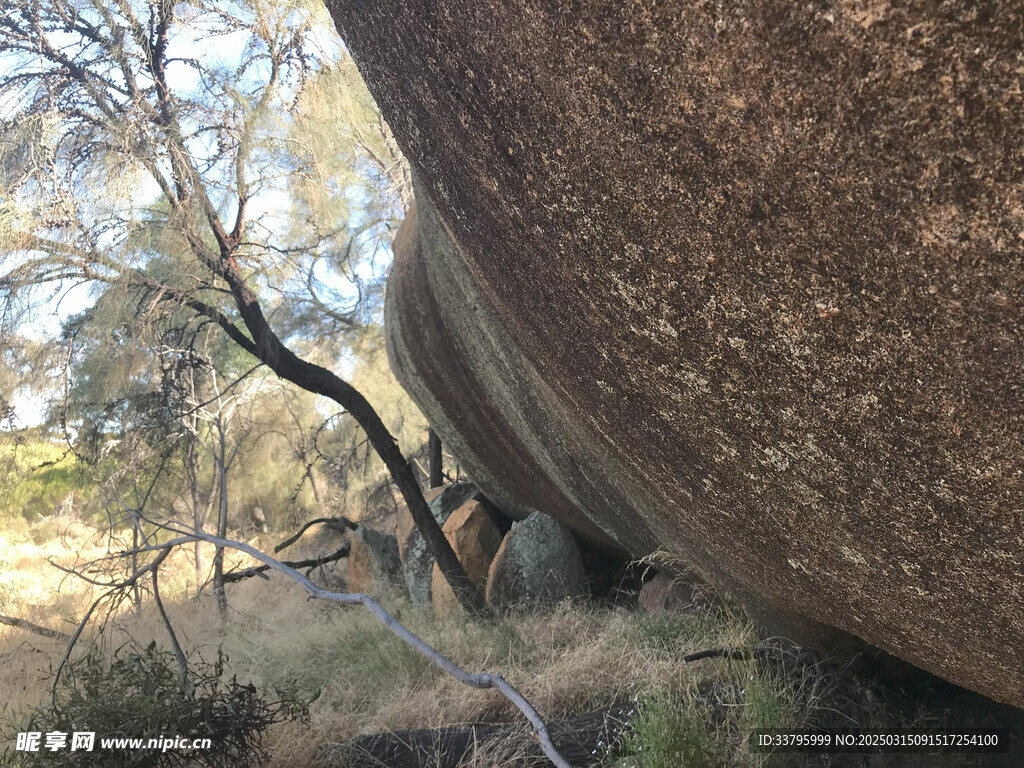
[330,0,1024,706]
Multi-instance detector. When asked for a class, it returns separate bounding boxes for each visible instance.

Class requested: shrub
[613,692,725,768]
[12,642,308,768]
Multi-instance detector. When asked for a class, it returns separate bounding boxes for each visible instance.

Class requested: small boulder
[431,500,504,617]
[396,482,482,605]
[485,512,587,610]
[638,571,700,614]
[347,525,401,595]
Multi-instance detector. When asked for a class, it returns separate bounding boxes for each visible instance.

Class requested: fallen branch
[332,700,634,768]
[136,524,572,768]
[274,517,357,553]
[224,544,351,583]
[683,647,769,663]
[0,615,71,642]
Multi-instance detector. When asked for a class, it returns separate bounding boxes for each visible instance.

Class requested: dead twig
[274,517,357,553]
[223,543,351,583]
[683,647,775,663]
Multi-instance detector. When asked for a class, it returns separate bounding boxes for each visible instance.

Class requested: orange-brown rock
[431,500,504,617]
[395,482,482,604]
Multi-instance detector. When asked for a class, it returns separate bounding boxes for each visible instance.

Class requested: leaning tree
[0,0,485,613]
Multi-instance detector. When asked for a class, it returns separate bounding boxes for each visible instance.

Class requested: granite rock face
[331,0,1024,705]
[485,512,588,610]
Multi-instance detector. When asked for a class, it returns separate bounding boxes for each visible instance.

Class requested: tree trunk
[189,442,204,591]
[212,417,229,617]
[217,262,489,616]
[184,366,202,590]
[131,525,142,613]
[428,428,443,488]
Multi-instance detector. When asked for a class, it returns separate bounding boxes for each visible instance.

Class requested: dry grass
[0,520,275,721]
[0,518,750,767]
[0,523,985,768]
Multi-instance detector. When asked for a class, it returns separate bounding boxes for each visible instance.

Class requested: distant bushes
[0,434,95,526]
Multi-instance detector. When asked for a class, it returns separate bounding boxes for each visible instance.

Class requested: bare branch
[0,615,71,642]
[274,516,357,553]
[151,564,191,692]
[132,526,571,768]
[223,543,351,583]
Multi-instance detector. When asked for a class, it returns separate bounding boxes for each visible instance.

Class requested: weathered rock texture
[347,526,401,595]
[386,200,621,550]
[638,571,701,615]
[431,500,504,617]
[396,482,481,604]
[329,1,1024,705]
[485,512,588,610]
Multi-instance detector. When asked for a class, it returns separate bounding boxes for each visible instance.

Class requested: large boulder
[396,482,481,604]
[330,1,1023,705]
[485,512,588,610]
[431,500,504,617]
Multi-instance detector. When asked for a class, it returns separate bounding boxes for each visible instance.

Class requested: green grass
[608,648,987,768]
[614,693,725,768]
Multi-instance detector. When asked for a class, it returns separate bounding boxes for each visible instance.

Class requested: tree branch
[151,564,191,693]
[0,615,70,642]
[134,526,570,768]
[215,254,487,615]
[274,516,357,553]
[223,543,351,583]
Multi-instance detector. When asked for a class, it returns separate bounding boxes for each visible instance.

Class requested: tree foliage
[0,0,404,344]
[0,0,487,613]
